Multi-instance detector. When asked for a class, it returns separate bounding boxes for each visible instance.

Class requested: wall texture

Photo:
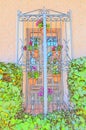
[0,0,86,62]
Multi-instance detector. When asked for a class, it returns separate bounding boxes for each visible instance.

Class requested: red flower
[36,18,43,26]
[28,41,32,46]
[23,45,27,50]
[52,46,56,51]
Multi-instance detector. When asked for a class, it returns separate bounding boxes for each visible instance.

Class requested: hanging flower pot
[33,71,39,86]
[52,51,56,57]
[29,78,33,86]
[56,44,63,57]
[58,50,61,55]
[57,73,61,82]
[53,74,61,83]
[34,50,39,58]
[52,68,61,83]
[28,72,33,86]
[33,78,37,86]
[33,44,39,58]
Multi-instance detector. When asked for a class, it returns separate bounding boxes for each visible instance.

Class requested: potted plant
[36,18,50,31]
[27,40,33,52]
[28,71,33,86]
[38,87,53,103]
[52,68,61,83]
[33,43,39,58]
[53,58,57,64]
[33,71,39,85]
[56,44,63,56]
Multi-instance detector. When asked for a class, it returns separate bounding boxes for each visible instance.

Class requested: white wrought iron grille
[16,8,72,115]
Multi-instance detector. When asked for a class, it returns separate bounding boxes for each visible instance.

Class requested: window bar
[21,20,24,65]
[54,18,57,110]
[37,16,41,114]
[60,17,64,109]
[50,16,54,112]
[16,11,20,64]
[65,18,69,68]
[31,18,35,114]
[26,19,30,112]
[69,10,73,59]
[27,19,30,69]
[43,10,48,116]
[25,19,29,112]
[55,18,59,110]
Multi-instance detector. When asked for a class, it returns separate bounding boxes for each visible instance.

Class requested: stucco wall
[0,0,86,63]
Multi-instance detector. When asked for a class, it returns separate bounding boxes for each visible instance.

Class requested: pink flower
[38,91,44,97]
[48,88,53,95]
[36,18,43,26]
[32,66,37,71]
[28,41,32,46]
[38,87,53,97]
[52,46,56,51]
[36,21,39,26]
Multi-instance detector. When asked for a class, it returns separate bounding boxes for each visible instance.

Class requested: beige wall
[0,0,86,63]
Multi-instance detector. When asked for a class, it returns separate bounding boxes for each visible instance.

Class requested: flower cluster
[23,40,33,51]
[31,66,37,71]
[52,46,56,51]
[28,40,32,46]
[38,87,53,102]
[36,18,43,26]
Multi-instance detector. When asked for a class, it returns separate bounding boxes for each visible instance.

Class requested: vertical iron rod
[43,9,48,116]
[22,21,24,64]
[69,10,73,59]
[16,11,20,64]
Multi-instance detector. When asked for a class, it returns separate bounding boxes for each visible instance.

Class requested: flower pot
[33,78,37,86]
[52,51,56,57]
[28,78,33,86]
[53,74,61,83]
[34,50,39,58]
[58,51,61,56]
[57,73,61,82]
[40,27,43,31]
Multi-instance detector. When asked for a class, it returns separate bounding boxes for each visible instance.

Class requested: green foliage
[34,44,39,50]
[0,62,23,129]
[28,71,33,78]
[28,71,39,79]
[0,57,86,130]
[27,45,33,51]
[68,57,86,118]
[56,44,63,51]
[33,71,39,79]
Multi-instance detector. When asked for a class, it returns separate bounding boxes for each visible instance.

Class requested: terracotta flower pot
[57,74,61,82]
[40,27,43,31]
[28,78,33,86]
[52,51,56,57]
[33,78,37,86]
[58,51,61,56]
[53,74,61,83]
[34,50,39,58]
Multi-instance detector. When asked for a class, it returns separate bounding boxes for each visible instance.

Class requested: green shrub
[68,57,86,118]
[0,62,23,129]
